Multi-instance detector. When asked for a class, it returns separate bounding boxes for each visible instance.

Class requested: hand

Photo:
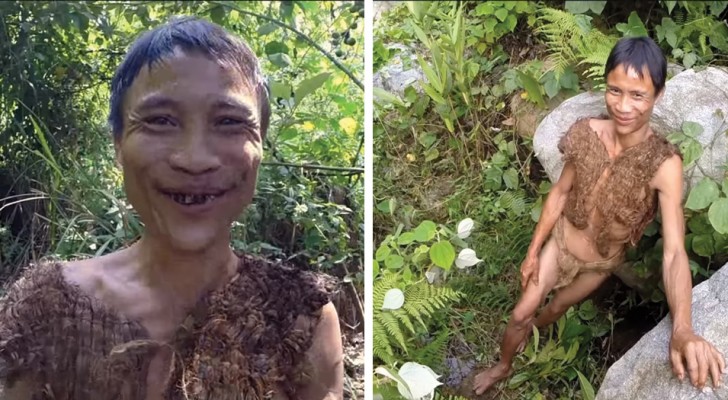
[519,252,539,292]
[670,328,726,389]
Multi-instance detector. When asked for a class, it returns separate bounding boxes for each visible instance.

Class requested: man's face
[605,63,661,135]
[116,49,263,252]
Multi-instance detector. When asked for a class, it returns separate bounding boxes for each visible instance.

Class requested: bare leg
[534,271,611,329]
[472,238,561,395]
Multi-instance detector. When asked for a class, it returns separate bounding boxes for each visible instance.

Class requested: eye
[144,116,176,126]
[218,117,244,126]
[608,88,620,95]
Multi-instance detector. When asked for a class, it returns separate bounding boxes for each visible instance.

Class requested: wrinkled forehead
[125,48,255,104]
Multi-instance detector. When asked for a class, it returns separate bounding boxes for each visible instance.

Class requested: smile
[161,189,228,207]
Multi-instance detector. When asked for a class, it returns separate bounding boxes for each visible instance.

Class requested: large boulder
[596,263,728,400]
[533,66,728,191]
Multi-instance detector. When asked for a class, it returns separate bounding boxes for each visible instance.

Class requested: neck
[615,122,652,150]
[126,233,238,305]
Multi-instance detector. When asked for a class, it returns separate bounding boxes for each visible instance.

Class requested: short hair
[604,36,667,95]
[108,16,271,139]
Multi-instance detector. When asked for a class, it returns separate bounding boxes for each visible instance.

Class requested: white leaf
[398,362,442,399]
[455,248,482,269]
[374,366,413,398]
[425,266,443,284]
[382,288,405,310]
[457,218,474,238]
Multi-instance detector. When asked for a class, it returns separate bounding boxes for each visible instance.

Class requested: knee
[546,299,570,316]
[511,306,535,329]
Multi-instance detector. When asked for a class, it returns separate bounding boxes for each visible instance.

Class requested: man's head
[603,36,667,135]
[109,17,271,252]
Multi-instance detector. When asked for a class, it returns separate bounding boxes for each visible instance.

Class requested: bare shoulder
[651,153,683,191]
[299,302,344,399]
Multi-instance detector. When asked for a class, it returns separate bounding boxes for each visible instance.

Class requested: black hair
[108,16,270,139]
[604,36,667,95]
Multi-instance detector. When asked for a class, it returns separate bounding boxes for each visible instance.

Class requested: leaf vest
[558,116,682,257]
[0,254,331,399]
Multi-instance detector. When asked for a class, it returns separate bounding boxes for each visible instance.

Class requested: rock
[510,91,572,138]
[372,43,425,97]
[596,263,728,400]
[533,66,728,191]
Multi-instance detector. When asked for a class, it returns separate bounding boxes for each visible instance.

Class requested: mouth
[614,116,634,125]
[161,189,228,207]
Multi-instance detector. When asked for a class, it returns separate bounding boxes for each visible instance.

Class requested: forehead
[606,63,656,93]
[124,49,254,105]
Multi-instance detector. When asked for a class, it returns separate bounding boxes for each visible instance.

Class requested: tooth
[184,195,192,204]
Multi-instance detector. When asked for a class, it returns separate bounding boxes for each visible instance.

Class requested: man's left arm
[298,302,345,399]
[654,154,725,389]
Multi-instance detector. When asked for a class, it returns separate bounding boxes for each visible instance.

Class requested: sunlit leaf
[381,288,405,310]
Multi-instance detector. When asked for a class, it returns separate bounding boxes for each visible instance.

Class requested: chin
[165,228,228,253]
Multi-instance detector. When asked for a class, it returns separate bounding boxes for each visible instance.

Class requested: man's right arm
[526,161,575,258]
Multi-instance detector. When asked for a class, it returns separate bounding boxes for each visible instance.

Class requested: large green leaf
[413,220,437,242]
[685,178,720,210]
[516,70,545,108]
[709,198,728,234]
[430,241,455,270]
[294,72,331,104]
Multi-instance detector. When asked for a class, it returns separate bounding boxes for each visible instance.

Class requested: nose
[168,129,221,175]
[616,95,631,114]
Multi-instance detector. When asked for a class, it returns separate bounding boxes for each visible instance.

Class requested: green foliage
[373,271,463,365]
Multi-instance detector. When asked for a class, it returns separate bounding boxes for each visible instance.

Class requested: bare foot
[472,363,513,395]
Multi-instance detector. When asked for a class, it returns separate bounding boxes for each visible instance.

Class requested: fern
[410,330,452,368]
[536,7,617,87]
[373,273,464,364]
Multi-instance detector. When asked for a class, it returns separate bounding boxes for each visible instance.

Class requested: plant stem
[217,2,364,90]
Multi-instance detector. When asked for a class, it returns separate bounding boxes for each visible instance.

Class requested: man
[0,17,343,400]
[473,36,725,395]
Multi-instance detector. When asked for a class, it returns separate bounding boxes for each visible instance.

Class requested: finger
[533,268,539,287]
[698,345,709,388]
[710,350,722,388]
[718,348,726,374]
[686,344,699,387]
[671,349,685,381]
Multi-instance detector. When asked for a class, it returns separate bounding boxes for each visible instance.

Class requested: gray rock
[534,66,728,191]
[596,263,728,400]
[372,43,425,97]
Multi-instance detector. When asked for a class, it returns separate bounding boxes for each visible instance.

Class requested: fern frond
[377,312,409,352]
[411,330,451,368]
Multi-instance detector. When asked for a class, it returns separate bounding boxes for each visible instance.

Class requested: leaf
[376,198,396,215]
[578,300,598,321]
[682,121,704,138]
[503,168,519,189]
[421,82,447,105]
[414,220,437,242]
[406,1,431,21]
[398,232,416,245]
[210,5,226,25]
[683,52,698,69]
[516,70,545,107]
[685,178,720,210]
[709,198,728,234]
[679,139,703,167]
[430,241,456,270]
[475,3,495,16]
[425,266,442,283]
[375,244,391,261]
[269,81,292,100]
[268,53,292,68]
[424,147,439,162]
[692,233,715,257]
[665,0,677,14]
[616,11,648,37]
[385,254,405,270]
[457,218,474,239]
[494,8,508,22]
[577,370,596,400]
[257,23,278,35]
[265,41,290,55]
[373,260,380,278]
[294,72,331,104]
[373,87,405,107]
[455,248,482,269]
[417,56,443,93]
[565,1,592,14]
[381,288,405,310]
[418,132,437,148]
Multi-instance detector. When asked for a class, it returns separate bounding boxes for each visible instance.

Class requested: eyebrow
[134,95,257,119]
[606,85,648,96]
[134,94,181,112]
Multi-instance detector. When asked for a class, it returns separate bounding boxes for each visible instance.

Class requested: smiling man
[0,17,343,400]
[473,36,725,395]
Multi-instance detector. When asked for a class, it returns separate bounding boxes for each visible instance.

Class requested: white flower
[375,362,443,400]
[455,248,482,269]
[381,288,405,310]
[456,218,474,239]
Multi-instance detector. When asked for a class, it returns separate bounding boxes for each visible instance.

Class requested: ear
[113,136,123,169]
[655,87,665,103]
